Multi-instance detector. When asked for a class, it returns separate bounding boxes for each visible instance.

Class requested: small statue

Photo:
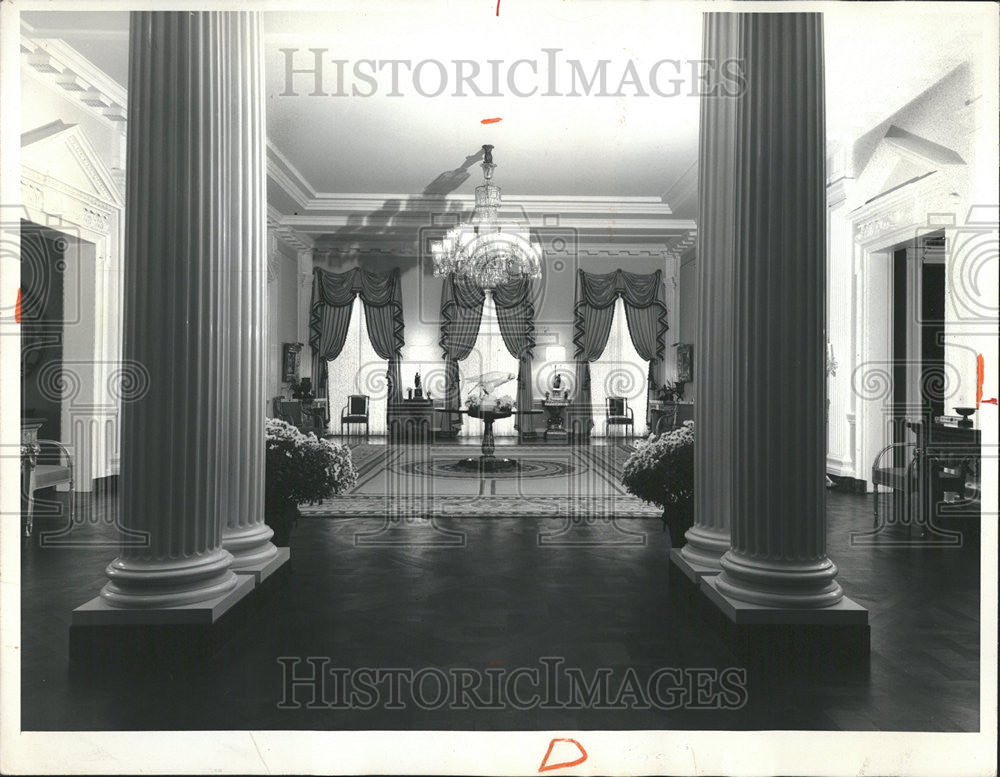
[414,371,422,389]
[292,377,314,402]
[553,372,562,389]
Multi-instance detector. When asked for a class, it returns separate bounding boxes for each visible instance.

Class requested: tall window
[458,291,519,438]
[590,297,648,438]
[326,297,388,435]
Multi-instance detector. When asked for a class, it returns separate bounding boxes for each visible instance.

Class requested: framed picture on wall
[676,343,693,383]
[282,342,302,383]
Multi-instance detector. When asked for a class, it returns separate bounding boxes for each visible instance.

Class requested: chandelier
[431,144,543,290]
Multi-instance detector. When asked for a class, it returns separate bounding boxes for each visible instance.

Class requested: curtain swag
[572,268,669,435]
[309,266,405,403]
[439,274,536,433]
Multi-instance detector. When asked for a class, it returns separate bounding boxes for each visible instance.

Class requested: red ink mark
[976,353,984,408]
[496,0,501,16]
[15,288,21,324]
[981,398,998,405]
[481,117,503,124]
[538,738,588,772]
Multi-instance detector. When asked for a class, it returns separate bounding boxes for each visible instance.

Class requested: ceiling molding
[266,140,315,210]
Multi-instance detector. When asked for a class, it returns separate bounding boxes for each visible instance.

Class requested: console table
[541,398,570,441]
[907,420,981,525]
[649,400,694,435]
[388,399,435,443]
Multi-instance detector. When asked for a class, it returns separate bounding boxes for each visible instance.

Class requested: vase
[265,497,299,547]
[661,499,694,548]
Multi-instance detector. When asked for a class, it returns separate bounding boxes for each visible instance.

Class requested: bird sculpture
[462,371,516,395]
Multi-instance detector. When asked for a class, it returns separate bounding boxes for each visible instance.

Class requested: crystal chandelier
[431,144,543,290]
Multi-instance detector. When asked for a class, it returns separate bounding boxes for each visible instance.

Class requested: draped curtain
[573,269,668,435]
[591,298,649,438]
[326,298,389,434]
[439,274,536,434]
[310,267,404,406]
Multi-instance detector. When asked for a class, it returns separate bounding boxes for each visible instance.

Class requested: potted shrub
[264,418,358,545]
[621,421,695,547]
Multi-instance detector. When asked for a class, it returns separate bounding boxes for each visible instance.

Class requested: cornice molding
[266,140,314,210]
[21,23,128,126]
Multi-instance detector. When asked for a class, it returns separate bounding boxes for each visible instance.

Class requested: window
[458,291,519,438]
[590,297,648,438]
[326,297,388,435]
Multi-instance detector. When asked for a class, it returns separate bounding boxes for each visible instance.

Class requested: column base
[224,522,280,572]
[74,573,254,626]
[678,524,729,571]
[69,574,259,670]
[671,547,723,583]
[701,574,868,625]
[715,550,845,608]
[101,547,242,609]
[234,545,289,585]
[699,575,870,674]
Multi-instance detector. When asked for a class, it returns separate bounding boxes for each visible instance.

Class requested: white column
[84,12,276,611]
[220,13,281,577]
[675,12,740,574]
[708,13,849,609]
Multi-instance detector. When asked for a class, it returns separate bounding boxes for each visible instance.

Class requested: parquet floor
[18,470,981,732]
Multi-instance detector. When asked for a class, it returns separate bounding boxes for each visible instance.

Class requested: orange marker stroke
[538,738,588,772]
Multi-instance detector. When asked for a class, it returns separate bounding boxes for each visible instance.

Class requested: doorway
[891,230,946,426]
[20,221,66,440]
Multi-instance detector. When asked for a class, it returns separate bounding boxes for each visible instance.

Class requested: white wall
[266,236,302,405]
[20,41,127,489]
[826,62,992,486]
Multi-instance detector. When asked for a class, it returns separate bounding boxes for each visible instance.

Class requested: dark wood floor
[19,482,980,732]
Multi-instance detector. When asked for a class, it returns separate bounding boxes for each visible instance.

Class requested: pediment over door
[21,120,124,232]
[848,125,965,213]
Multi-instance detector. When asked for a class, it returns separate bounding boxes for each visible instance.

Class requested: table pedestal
[455,409,520,473]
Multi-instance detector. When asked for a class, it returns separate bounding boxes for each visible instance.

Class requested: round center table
[435,406,528,472]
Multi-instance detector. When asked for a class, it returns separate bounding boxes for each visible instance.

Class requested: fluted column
[677,13,740,573]
[219,14,279,572]
[712,13,844,608]
[100,12,269,607]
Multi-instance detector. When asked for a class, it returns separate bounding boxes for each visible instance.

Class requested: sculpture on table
[463,371,516,396]
[414,370,423,399]
[463,371,516,413]
[291,377,314,403]
[548,371,568,401]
